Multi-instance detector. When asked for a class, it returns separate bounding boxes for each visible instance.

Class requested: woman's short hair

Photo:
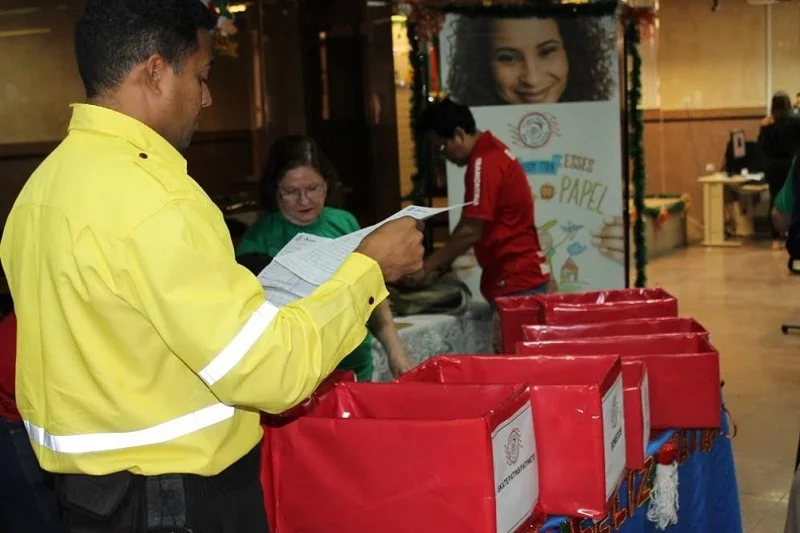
[446,16,616,106]
[259,135,344,212]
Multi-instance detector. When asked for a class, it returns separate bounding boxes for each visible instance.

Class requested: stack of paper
[257,204,469,307]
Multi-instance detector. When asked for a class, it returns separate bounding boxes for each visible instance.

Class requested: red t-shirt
[0,312,19,421]
[461,132,550,301]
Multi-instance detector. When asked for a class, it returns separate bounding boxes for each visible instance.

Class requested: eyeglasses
[278,184,327,203]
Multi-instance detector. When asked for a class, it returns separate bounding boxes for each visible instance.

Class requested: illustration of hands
[591,216,625,264]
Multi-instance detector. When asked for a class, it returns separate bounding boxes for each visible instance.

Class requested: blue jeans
[0,417,62,532]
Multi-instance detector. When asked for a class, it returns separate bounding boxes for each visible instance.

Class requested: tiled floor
[646,243,800,531]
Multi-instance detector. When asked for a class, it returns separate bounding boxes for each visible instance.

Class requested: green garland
[639,195,688,220]
[403,22,432,207]
[208,0,239,58]
[625,18,647,288]
[427,0,619,18]
[215,0,232,18]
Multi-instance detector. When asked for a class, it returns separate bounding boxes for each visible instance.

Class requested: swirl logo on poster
[441,13,626,298]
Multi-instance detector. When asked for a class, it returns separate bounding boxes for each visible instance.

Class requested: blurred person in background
[758,91,800,250]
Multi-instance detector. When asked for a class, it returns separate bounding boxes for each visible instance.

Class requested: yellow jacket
[0,104,388,476]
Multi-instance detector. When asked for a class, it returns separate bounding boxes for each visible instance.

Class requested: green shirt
[237,207,374,381]
[775,157,796,215]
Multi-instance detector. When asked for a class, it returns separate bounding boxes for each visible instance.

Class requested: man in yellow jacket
[0,0,423,531]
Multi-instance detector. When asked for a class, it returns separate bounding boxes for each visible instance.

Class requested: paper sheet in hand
[257,233,329,297]
[258,203,470,305]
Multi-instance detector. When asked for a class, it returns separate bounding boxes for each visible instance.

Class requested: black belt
[57,445,261,533]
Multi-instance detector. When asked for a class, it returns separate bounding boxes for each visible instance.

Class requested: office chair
[781,257,800,334]
[722,130,767,177]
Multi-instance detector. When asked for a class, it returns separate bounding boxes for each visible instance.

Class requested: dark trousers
[0,416,63,533]
[56,444,268,533]
[768,158,793,239]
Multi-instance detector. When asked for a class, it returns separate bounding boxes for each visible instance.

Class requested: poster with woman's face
[440,14,618,107]
[441,14,626,297]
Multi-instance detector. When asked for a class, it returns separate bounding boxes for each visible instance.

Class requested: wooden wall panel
[643,108,765,241]
[0,131,252,231]
[396,87,415,198]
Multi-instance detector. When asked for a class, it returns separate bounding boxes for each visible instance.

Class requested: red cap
[656,442,678,465]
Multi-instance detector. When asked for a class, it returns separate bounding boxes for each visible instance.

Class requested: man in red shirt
[408,98,551,303]
[0,309,62,532]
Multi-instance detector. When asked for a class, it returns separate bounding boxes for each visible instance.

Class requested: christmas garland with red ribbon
[202,0,240,58]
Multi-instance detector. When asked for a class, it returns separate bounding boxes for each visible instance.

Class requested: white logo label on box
[641,370,651,454]
[492,401,538,533]
[602,375,626,499]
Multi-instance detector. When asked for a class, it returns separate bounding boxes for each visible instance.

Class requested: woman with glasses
[237,135,413,381]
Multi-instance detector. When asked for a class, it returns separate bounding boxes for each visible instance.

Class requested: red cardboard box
[522,317,708,342]
[494,288,678,353]
[536,288,675,306]
[494,295,544,354]
[260,370,356,528]
[541,300,678,326]
[264,382,539,533]
[399,354,626,519]
[516,333,720,429]
[621,361,651,470]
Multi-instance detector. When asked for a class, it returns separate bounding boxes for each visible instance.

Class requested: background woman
[446,16,615,106]
[758,91,800,250]
[237,136,413,380]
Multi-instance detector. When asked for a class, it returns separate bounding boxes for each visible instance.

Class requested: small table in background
[698,173,768,246]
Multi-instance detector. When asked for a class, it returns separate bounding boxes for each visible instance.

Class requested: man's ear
[453,127,466,142]
[143,54,169,94]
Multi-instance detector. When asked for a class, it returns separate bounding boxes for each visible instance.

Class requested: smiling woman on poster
[446,16,615,107]
[439,11,626,294]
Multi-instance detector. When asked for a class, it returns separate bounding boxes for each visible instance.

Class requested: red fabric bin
[494,288,678,353]
[535,288,675,306]
[260,370,355,530]
[621,361,651,470]
[493,296,543,354]
[264,381,540,533]
[516,333,720,429]
[541,300,678,326]
[399,354,626,519]
[522,317,708,342]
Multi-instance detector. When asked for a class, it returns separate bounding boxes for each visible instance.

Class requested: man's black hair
[414,98,477,139]
[75,0,215,99]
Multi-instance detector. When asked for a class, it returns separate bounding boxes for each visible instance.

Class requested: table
[370,303,493,382]
[538,409,742,532]
[699,174,768,246]
[635,196,687,260]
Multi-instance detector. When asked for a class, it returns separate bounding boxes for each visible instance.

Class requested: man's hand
[356,217,425,282]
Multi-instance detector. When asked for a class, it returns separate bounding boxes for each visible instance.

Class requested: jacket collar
[68,103,187,172]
